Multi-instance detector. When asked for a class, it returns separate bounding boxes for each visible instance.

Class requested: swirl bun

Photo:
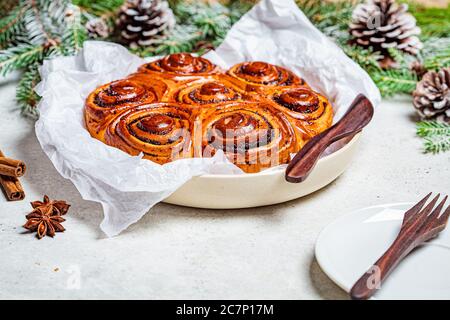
[85,75,169,138]
[139,53,220,76]
[103,103,194,164]
[175,77,245,105]
[196,102,298,173]
[270,87,333,138]
[227,61,305,91]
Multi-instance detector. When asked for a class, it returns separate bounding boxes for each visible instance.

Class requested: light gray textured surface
[0,73,448,299]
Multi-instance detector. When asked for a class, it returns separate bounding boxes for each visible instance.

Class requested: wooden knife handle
[285,94,374,183]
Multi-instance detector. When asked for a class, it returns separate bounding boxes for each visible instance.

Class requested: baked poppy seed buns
[85,53,333,173]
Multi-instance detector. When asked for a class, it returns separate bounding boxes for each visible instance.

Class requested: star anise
[23,205,66,239]
[31,195,71,215]
[24,195,70,239]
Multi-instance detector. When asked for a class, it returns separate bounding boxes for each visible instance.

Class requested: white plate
[315,203,450,299]
[163,134,361,209]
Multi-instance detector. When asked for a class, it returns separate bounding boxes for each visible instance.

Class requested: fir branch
[0,0,89,116]
[416,121,450,154]
[296,0,355,33]
[417,121,450,138]
[370,68,418,97]
[195,8,230,39]
[409,3,450,38]
[23,0,66,46]
[228,0,253,24]
[174,2,232,40]
[386,47,408,68]
[61,5,87,55]
[135,25,201,57]
[16,64,40,118]
[0,43,44,76]
[421,136,450,154]
[342,45,382,71]
[422,38,450,71]
[0,5,26,49]
[72,0,124,16]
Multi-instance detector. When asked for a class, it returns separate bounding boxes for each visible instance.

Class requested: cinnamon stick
[0,157,26,177]
[0,150,25,201]
[0,174,25,201]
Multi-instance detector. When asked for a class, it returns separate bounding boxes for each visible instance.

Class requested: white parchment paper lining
[35,0,381,236]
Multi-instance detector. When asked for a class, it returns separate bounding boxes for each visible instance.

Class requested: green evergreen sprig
[406,2,450,38]
[174,2,231,39]
[0,5,26,49]
[342,45,382,71]
[296,0,355,35]
[16,64,40,117]
[132,24,201,56]
[0,0,89,117]
[370,68,418,97]
[0,44,44,76]
[61,6,88,54]
[416,121,450,154]
[72,0,123,16]
[421,38,450,71]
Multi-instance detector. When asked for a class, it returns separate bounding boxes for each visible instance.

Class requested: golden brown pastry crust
[195,101,299,173]
[173,75,248,105]
[226,61,307,92]
[138,53,221,78]
[267,86,333,139]
[103,103,196,164]
[84,52,333,173]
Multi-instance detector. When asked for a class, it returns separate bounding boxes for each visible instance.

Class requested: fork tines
[400,193,450,241]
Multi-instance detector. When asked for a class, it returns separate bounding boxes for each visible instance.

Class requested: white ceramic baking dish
[163,134,361,209]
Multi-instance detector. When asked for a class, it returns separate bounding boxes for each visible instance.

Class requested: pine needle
[16,64,40,118]
[0,0,89,116]
[422,136,450,154]
[296,0,355,35]
[61,5,87,54]
[370,68,418,97]
[173,2,232,42]
[72,0,124,16]
[0,44,44,76]
[0,5,26,49]
[342,45,382,71]
[417,121,450,137]
[422,38,450,71]
[409,3,450,38]
[416,121,450,154]
[139,25,201,56]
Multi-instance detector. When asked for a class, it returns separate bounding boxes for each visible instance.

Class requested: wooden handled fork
[350,193,450,300]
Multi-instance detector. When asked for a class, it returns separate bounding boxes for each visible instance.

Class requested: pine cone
[349,0,422,68]
[86,18,110,39]
[410,61,428,79]
[413,68,450,123]
[117,0,176,48]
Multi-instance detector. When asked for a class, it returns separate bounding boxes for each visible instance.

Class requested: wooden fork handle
[285,94,374,183]
[350,235,417,300]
